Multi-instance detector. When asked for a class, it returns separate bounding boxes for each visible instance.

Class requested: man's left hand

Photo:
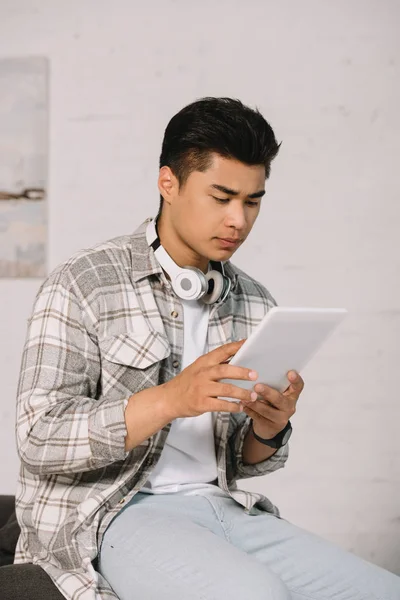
[242,371,304,439]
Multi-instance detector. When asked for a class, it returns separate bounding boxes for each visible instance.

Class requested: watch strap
[250,419,292,448]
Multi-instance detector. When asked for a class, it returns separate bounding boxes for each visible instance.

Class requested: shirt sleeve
[16,274,130,476]
[229,415,289,480]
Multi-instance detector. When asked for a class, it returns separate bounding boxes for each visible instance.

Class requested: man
[14,97,400,599]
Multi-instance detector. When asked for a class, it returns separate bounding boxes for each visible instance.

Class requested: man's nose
[225,206,246,230]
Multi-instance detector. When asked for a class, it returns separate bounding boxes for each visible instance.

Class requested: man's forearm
[242,424,277,465]
[124,383,174,452]
[125,388,278,463]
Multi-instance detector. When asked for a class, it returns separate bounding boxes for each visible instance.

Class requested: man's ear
[158,166,179,207]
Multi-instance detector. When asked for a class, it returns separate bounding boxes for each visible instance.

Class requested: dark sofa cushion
[0,507,20,567]
[0,563,65,600]
[0,495,15,529]
[0,494,20,568]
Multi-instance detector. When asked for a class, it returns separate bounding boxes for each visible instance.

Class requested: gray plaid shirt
[14,217,289,600]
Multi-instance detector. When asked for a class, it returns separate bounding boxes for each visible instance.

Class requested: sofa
[0,495,64,599]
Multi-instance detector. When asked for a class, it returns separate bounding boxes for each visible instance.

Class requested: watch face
[281,427,292,445]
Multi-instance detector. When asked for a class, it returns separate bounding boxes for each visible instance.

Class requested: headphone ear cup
[202,270,225,304]
[173,266,208,300]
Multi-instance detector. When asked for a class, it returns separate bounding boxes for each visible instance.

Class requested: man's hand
[241,371,305,439]
[161,339,259,420]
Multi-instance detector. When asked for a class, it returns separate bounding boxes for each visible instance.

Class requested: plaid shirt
[14,217,289,600]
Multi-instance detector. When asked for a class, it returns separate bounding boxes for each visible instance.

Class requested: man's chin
[208,247,237,261]
[198,239,239,264]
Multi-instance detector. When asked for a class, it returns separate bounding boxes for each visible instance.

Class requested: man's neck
[156,214,209,273]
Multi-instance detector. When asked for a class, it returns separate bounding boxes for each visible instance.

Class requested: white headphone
[146,218,232,304]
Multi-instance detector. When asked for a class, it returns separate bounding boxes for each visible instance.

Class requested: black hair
[157,97,280,214]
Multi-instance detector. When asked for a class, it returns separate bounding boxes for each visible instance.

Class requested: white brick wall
[0,0,399,574]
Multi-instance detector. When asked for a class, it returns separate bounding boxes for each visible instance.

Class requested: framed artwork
[0,56,48,277]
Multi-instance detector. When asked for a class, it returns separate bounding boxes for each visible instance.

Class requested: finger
[211,398,244,414]
[253,384,283,409]
[284,371,304,397]
[253,386,296,415]
[216,382,258,403]
[210,363,258,383]
[243,402,294,431]
[203,339,247,367]
[245,397,295,420]
[243,399,281,420]
[242,403,281,427]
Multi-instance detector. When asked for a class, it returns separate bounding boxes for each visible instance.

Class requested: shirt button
[172,360,180,369]
[171,310,179,318]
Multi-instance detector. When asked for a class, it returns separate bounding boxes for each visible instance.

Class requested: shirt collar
[130,218,163,283]
[130,217,238,291]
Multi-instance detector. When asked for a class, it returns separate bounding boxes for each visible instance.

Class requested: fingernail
[250,392,258,402]
[248,371,258,380]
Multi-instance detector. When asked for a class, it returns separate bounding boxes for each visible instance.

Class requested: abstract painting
[0,56,48,277]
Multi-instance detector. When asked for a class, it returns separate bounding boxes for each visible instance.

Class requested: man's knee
[234,567,291,600]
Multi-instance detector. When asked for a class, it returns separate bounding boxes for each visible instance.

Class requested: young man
[14,98,399,600]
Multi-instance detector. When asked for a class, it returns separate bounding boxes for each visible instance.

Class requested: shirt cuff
[88,396,131,464]
[234,417,289,479]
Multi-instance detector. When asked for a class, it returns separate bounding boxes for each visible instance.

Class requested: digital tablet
[220,307,348,399]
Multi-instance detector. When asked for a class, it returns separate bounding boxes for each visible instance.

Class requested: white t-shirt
[141,295,219,495]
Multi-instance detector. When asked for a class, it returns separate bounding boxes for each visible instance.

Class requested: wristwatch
[250,419,292,449]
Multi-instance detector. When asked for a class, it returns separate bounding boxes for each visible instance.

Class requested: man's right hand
[161,339,259,419]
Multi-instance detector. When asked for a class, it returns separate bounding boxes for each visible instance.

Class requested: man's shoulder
[39,233,135,296]
[49,218,150,286]
[226,261,277,307]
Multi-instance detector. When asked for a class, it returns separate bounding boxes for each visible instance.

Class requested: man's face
[159,154,266,265]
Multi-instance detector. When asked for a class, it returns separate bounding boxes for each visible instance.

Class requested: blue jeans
[98,488,400,600]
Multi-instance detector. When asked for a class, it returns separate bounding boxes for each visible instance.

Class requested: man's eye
[212,196,259,207]
[213,196,230,203]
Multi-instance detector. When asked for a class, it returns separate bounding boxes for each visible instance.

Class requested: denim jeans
[98,487,400,600]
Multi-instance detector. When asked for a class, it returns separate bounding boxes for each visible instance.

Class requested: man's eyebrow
[210,184,266,199]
